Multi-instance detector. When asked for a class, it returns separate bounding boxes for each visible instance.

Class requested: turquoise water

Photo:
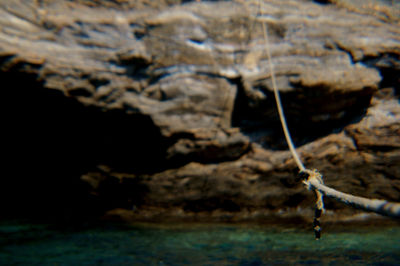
[0,221,399,265]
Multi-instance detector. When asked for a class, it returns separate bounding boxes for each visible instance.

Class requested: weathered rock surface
[1,0,399,223]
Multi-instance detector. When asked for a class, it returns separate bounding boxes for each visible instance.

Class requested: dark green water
[0,221,399,265]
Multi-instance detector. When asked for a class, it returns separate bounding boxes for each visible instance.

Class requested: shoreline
[101,208,400,229]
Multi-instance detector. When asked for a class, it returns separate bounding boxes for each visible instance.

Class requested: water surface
[0,221,399,265]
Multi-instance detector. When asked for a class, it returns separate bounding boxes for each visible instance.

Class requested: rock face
[1,0,399,222]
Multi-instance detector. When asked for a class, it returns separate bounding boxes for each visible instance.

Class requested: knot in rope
[299,169,325,240]
[299,169,324,190]
[299,169,325,211]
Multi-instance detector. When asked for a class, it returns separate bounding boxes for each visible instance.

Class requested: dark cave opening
[359,53,400,98]
[231,78,373,150]
[1,69,166,221]
[379,68,400,97]
[312,0,333,5]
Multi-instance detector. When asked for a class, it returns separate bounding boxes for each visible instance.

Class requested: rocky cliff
[1,0,399,223]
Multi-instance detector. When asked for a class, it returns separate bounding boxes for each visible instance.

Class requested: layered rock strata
[1,0,399,223]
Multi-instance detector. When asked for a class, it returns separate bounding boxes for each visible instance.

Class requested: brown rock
[1,0,399,222]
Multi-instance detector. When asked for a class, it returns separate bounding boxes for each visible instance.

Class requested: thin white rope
[261,20,305,171]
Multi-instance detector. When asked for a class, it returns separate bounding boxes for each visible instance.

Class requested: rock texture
[1,0,399,223]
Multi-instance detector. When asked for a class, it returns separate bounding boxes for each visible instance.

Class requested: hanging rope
[261,20,306,172]
[257,0,400,240]
[258,1,322,239]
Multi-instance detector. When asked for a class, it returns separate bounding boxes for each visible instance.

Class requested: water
[0,221,399,265]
